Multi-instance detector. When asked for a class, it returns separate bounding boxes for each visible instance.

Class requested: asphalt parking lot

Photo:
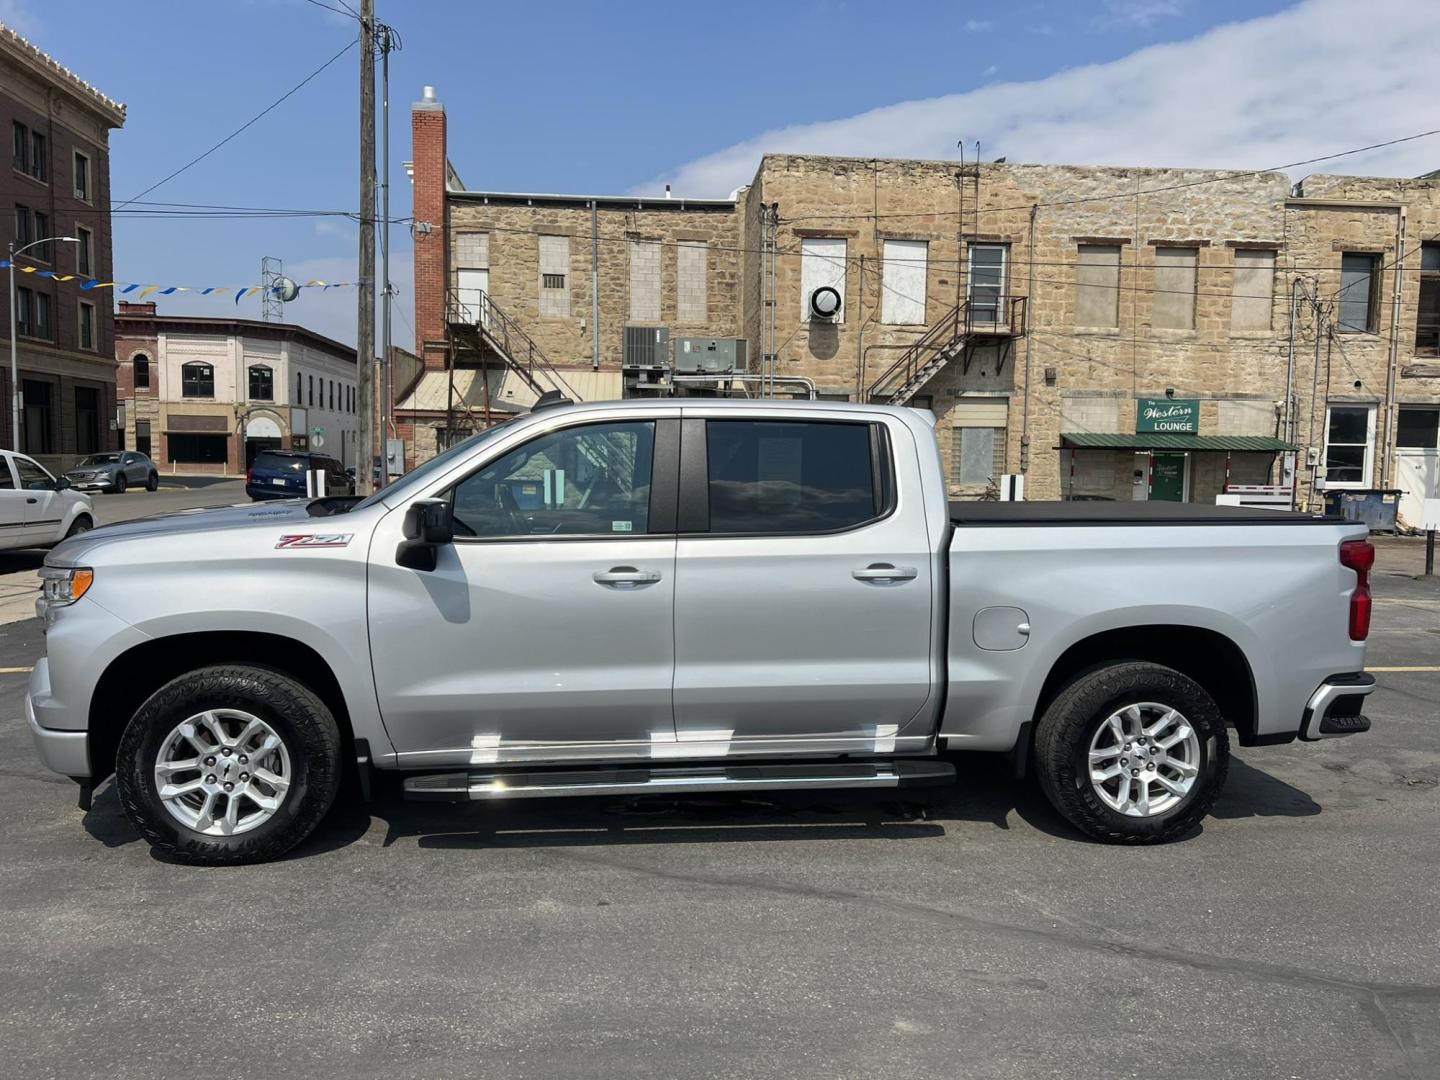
[0,537,1435,1079]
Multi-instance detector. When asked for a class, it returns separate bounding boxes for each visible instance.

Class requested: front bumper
[26,658,89,777]
[1300,673,1376,741]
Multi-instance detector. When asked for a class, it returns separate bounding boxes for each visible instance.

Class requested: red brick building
[0,26,125,472]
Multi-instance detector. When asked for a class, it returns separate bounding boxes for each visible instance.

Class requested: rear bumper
[1300,673,1376,741]
[26,659,89,777]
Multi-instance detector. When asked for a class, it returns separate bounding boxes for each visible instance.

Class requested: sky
[7,0,1440,349]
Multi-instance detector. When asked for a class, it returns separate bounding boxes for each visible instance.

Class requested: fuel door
[973,606,1031,652]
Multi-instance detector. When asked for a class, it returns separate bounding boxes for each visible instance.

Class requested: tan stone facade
[412,92,1440,525]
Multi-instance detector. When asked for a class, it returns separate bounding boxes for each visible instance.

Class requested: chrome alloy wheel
[1087,702,1201,818]
[153,710,292,836]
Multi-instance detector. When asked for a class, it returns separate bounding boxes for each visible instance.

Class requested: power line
[115,38,359,210]
[298,0,360,17]
[780,127,1440,225]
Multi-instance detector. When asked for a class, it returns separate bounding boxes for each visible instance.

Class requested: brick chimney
[411,85,448,373]
[117,301,157,316]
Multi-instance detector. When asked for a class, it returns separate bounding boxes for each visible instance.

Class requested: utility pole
[356,0,376,493]
[377,20,398,482]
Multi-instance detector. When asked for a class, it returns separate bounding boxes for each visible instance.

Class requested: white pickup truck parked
[28,399,1376,864]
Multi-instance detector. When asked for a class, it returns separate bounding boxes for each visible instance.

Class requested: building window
[1075,244,1121,328]
[967,244,1008,325]
[677,240,709,323]
[309,374,314,406]
[296,371,303,403]
[133,353,151,390]
[135,419,152,457]
[538,234,571,318]
[1416,244,1440,354]
[248,365,274,401]
[76,227,93,277]
[800,237,847,323]
[628,239,661,323]
[181,362,215,398]
[1323,404,1375,487]
[1397,406,1439,449]
[952,400,1009,488]
[167,433,228,464]
[1230,249,1276,332]
[12,121,44,181]
[1338,253,1380,333]
[14,205,31,246]
[17,288,50,340]
[881,239,927,325]
[1152,247,1198,329]
[73,151,90,202]
[329,379,335,411]
[33,211,50,262]
[78,301,95,351]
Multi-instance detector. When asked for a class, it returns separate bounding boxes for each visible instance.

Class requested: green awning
[1060,433,1298,452]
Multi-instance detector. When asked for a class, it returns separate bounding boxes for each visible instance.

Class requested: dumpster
[1322,489,1403,532]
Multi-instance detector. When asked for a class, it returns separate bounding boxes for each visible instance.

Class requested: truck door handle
[852,563,918,583]
[26,497,37,504]
[593,566,661,587]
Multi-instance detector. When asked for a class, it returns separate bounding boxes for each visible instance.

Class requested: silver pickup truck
[27,399,1377,864]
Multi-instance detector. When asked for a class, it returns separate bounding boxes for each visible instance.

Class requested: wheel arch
[88,630,355,783]
[1032,624,1259,747]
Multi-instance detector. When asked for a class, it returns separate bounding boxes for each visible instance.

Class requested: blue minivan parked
[246,450,355,501]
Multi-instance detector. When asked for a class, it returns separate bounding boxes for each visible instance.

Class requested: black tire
[146,472,159,492]
[115,665,342,865]
[113,473,127,494]
[1034,661,1229,844]
[64,515,92,539]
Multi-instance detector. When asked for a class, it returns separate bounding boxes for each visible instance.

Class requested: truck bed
[949,501,1341,527]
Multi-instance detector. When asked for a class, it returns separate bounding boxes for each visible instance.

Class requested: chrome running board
[403,760,955,802]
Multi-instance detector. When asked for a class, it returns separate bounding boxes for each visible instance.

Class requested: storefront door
[1151,453,1187,502]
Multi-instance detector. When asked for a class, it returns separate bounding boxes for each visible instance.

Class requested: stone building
[0,26,125,473]
[116,302,360,476]
[410,88,1440,524]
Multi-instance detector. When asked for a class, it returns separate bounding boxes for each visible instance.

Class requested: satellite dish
[273,276,301,303]
[809,285,842,320]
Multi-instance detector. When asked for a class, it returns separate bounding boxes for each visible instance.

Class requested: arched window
[248,364,274,401]
[133,352,150,390]
[181,362,214,398]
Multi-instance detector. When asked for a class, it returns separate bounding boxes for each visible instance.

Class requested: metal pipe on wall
[591,200,600,370]
[1382,207,1406,487]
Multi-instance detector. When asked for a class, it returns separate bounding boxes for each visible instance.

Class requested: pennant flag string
[0,261,357,299]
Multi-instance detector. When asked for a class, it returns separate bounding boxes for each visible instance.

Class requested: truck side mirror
[397,498,453,571]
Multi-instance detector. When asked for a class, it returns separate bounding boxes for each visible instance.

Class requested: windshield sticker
[276,533,353,549]
[611,521,633,532]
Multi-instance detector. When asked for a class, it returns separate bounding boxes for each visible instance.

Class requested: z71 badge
[275,533,354,549]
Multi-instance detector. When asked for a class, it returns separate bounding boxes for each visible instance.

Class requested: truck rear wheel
[1034,661,1229,844]
[114,665,341,865]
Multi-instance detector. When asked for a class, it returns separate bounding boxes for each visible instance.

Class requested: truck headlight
[39,566,94,606]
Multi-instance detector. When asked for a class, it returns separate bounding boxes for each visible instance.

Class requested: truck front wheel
[1034,661,1229,844]
[114,665,341,865]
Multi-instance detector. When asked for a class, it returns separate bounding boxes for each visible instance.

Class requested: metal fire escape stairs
[866,298,1026,406]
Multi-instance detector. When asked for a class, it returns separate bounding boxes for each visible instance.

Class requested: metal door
[671,412,936,757]
[1150,453,1187,502]
[367,414,680,768]
[455,268,489,328]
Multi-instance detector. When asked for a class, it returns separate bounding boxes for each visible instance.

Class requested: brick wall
[411,93,448,372]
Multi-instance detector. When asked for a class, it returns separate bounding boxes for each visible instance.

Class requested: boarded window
[538,235,570,318]
[800,237,847,322]
[629,240,661,323]
[1397,406,1440,449]
[1152,247,1197,329]
[1230,249,1275,332]
[454,232,489,269]
[951,400,1008,487]
[881,239,927,324]
[1075,245,1120,328]
[1338,253,1379,333]
[677,241,708,323]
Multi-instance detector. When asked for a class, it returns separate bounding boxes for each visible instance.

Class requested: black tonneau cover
[950,501,1343,526]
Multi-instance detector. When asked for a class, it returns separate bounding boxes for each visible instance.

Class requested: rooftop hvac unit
[674,337,748,375]
[623,326,669,370]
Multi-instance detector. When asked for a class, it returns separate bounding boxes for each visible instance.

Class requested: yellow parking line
[0,666,33,674]
[1368,666,1440,673]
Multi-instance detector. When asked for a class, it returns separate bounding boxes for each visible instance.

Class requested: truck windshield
[350,421,515,512]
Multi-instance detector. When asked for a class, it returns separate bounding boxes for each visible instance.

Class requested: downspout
[590,200,600,370]
[1019,203,1037,474]
[1284,276,1301,449]
[1382,207,1406,486]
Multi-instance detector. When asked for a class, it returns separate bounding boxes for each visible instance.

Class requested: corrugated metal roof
[1060,433,1297,451]
[497,370,624,409]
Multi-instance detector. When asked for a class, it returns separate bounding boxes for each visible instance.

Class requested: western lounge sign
[1137,398,1199,434]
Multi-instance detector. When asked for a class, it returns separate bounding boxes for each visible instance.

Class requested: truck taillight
[1339,539,1375,641]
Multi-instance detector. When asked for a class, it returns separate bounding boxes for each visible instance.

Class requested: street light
[10,235,80,452]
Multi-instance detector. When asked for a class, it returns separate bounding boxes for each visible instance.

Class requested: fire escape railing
[866,296,1027,404]
[447,288,581,403]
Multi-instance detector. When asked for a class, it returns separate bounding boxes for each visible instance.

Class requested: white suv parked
[0,450,94,551]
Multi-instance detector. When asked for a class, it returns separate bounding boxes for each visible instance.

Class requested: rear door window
[254,453,305,474]
[702,420,885,534]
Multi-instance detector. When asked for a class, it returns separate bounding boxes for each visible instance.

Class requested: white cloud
[964,18,992,31]
[639,0,1440,199]
[1099,0,1184,28]
[0,0,40,37]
